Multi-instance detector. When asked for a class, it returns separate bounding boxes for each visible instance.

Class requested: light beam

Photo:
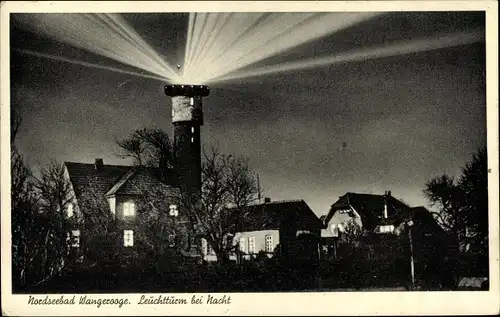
[17,49,170,82]
[212,30,485,83]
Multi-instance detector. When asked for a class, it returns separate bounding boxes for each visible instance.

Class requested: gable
[65,162,130,207]
[325,192,411,232]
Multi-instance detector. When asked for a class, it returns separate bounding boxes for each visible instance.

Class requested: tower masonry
[165,84,210,203]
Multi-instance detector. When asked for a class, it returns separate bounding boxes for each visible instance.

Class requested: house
[63,158,187,264]
[321,191,410,241]
[201,199,324,266]
[321,191,453,286]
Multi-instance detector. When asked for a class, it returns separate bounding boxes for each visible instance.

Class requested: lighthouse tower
[164,84,210,202]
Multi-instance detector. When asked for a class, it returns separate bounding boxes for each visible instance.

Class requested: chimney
[95,158,103,170]
[264,197,271,203]
[383,190,391,219]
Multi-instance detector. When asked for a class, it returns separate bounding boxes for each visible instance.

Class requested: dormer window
[123,201,135,217]
[67,203,74,218]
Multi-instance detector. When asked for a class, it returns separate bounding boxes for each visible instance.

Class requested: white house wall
[201,229,280,262]
[322,207,363,238]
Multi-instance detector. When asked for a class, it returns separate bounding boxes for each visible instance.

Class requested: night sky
[10,12,486,216]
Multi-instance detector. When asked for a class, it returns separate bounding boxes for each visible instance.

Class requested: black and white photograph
[1,1,498,315]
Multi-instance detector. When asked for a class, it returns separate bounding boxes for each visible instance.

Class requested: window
[168,234,176,247]
[379,225,395,233]
[337,223,344,232]
[191,126,195,134]
[67,204,74,218]
[207,242,215,255]
[239,237,246,252]
[265,235,273,253]
[248,237,256,254]
[71,230,80,248]
[190,97,194,106]
[123,201,135,217]
[191,137,194,143]
[108,197,116,215]
[123,230,134,247]
[169,204,179,217]
[465,227,475,238]
[330,224,339,237]
[338,209,350,214]
[201,238,208,255]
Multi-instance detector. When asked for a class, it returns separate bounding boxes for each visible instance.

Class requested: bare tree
[11,108,22,143]
[185,146,258,264]
[11,115,75,289]
[133,182,194,272]
[29,162,76,285]
[116,138,145,165]
[116,128,173,172]
[76,184,120,270]
[11,146,42,289]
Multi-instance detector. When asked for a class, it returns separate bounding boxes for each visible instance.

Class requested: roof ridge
[64,161,134,168]
[248,199,304,207]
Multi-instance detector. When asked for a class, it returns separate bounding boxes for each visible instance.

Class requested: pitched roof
[64,162,177,209]
[105,166,178,197]
[325,192,410,231]
[65,162,130,201]
[236,200,324,232]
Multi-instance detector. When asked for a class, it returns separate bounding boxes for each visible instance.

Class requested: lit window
[169,204,179,217]
[265,235,273,252]
[71,230,80,248]
[201,238,208,255]
[379,225,395,233]
[191,127,195,133]
[123,230,134,247]
[191,137,194,143]
[239,237,246,252]
[190,97,194,106]
[248,237,256,254]
[123,201,135,217]
[67,204,74,218]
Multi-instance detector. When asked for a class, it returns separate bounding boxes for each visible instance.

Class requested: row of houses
[62,158,451,272]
